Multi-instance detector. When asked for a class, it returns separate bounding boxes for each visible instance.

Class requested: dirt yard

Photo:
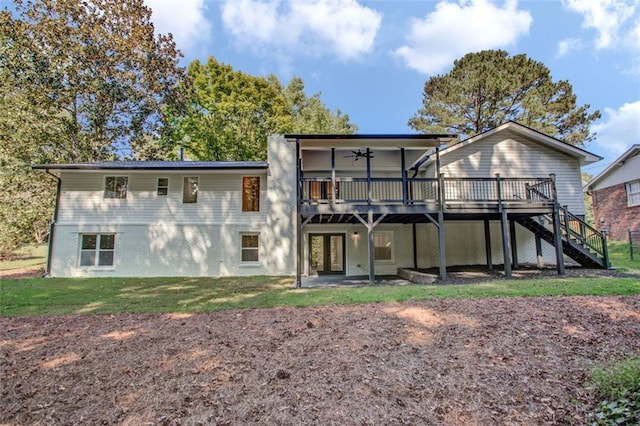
[2,295,640,425]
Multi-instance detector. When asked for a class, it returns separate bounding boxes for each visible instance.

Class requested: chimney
[179,147,184,161]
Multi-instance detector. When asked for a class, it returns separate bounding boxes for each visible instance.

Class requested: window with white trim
[80,234,115,267]
[104,176,128,199]
[183,176,198,203]
[241,233,259,262]
[626,180,640,206]
[157,178,169,195]
[374,231,394,262]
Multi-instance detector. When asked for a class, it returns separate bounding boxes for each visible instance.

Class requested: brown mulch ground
[2,296,640,425]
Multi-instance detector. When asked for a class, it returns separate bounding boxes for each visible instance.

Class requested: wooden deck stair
[516,209,610,269]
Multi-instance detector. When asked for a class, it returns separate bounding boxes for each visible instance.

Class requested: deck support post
[496,173,512,277]
[550,174,565,275]
[295,140,302,288]
[484,220,493,271]
[437,169,446,280]
[353,212,387,285]
[367,211,375,285]
[412,223,418,269]
[535,218,544,268]
[331,148,336,203]
[401,148,407,204]
[366,148,372,205]
[509,220,518,269]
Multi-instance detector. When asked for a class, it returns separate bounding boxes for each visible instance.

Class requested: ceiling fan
[343,150,374,161]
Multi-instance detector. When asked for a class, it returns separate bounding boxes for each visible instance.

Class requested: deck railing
[300,175,555,206]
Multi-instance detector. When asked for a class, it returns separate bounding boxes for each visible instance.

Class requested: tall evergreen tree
[409,50,600,145]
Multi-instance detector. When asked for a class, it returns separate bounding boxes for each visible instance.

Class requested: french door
[309,233,345,275]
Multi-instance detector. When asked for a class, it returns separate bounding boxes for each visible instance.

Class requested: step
[397,268,438,284]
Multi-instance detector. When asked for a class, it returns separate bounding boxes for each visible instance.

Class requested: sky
[142,0,640,176]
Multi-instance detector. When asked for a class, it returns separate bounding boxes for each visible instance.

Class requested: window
[626,180,640,206]
[183,177,198,203]
[157,178,169,196]
[309,181,338,201]
[242,176,260,212]
[241,234,259,262]
[374,231,393,262]
[80,234,115,267]
[104,176,128,199]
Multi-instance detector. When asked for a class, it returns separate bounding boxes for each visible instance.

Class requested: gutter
[43,169,61,277]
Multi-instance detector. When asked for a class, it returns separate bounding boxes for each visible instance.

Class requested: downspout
[43,170,61,277]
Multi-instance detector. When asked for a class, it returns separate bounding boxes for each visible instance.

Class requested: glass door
[309,233,345,275]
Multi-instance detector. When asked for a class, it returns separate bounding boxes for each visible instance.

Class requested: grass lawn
[0,244,47,271]
[2,274,639,317]
[608,241,640,272]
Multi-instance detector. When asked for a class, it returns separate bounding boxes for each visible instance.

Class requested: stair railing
[526,177,610,268]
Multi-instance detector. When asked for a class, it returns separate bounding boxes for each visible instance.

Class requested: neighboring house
[584,144,640,241]
[34,121,608,283]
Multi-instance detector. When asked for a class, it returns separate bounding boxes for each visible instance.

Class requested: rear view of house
[34,121,608,281]
[585,144,640,241]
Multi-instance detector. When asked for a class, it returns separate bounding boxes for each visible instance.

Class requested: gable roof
[32,160,268,172]
[429,121,602,166]
[584,144,640,190]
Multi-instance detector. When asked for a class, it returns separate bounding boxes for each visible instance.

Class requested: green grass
[0,244,47,271]
[608,241,640,272]
[590,358,640,424]
[1,274,639,317]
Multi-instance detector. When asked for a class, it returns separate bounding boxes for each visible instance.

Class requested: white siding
[58,170,269,225]
[591,152,640,190]
[50,136,297,277]
[426,129,586,214]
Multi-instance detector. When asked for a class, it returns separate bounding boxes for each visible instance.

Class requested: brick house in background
[585,144,640,241]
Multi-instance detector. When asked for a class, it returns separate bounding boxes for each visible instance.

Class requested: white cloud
[145,0,212,52]
[591,101,640,160]
[563,0,639,49]
[221,0,382,60]
[556,37,584,57]
[393,0,532,75]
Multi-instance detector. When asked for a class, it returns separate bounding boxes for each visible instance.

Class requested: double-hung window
[241,234,259,262]
[104,176,128,199]
[80,234,115,267]
[242,176,260,212]
[157,178,169,196]
[626,180,640,206]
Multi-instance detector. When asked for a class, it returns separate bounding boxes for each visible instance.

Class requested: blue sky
[143,0,640,176]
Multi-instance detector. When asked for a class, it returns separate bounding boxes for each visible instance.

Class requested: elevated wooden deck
[299,175,556,220]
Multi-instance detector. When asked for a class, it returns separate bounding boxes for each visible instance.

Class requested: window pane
[81,234,97,249]
[80,251,95,266]
[183,177,198,203]
[104,176,127,199]
[242,177,260,211]
[157,178,169,195]
[241,249,259,262]
[99,234,114,250]
[242,235,259,248]
[98,251,114,266]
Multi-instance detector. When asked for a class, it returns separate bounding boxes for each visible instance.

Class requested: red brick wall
[592,183,640,241]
